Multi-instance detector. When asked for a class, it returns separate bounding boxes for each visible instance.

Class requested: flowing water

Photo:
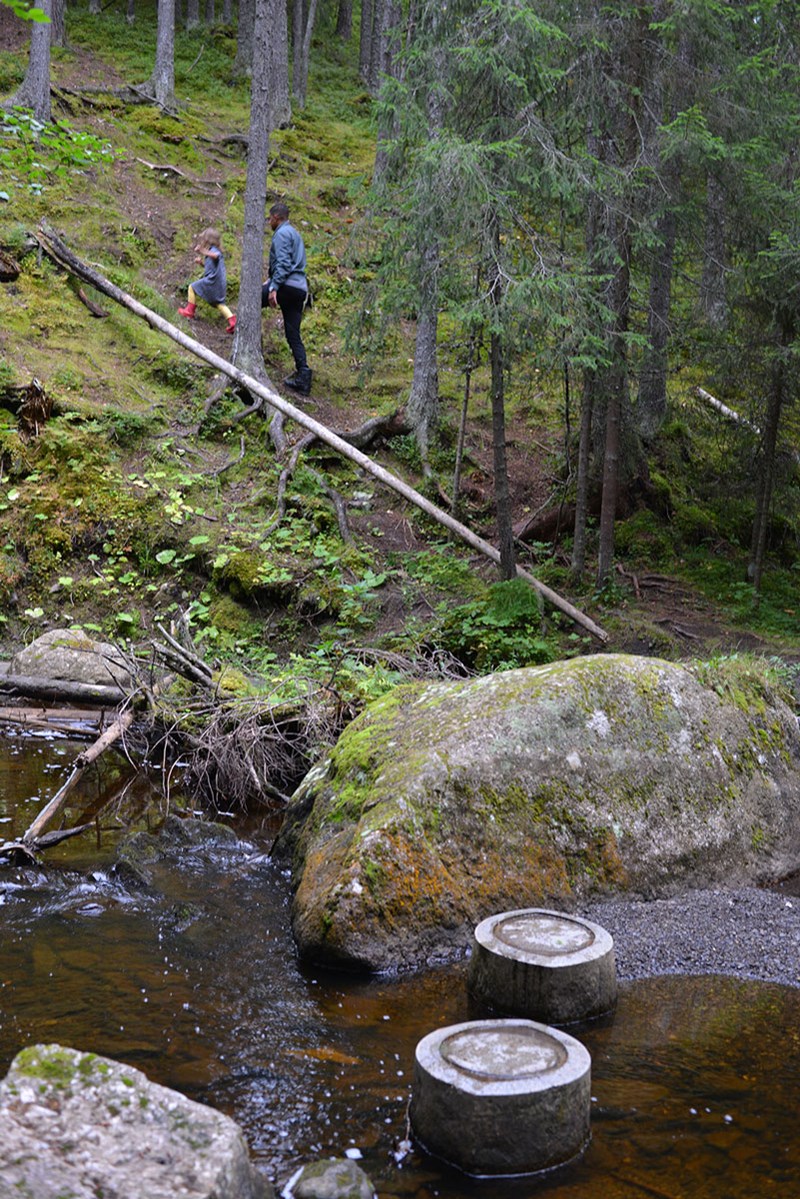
[2,730,800,1198]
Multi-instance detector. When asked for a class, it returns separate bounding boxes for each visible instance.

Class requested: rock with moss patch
[286,1157,375,1199]
[10,627,132,688]
[276,654,800,972]
[112,813,242,888]
[0,1043,272,1199]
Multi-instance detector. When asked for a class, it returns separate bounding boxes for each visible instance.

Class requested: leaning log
[693,387,760,435]
[35,223,608,644]
[0,673,126,706]
[21,710,135,845]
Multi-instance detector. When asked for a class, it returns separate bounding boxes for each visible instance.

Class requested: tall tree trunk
[636,198,676,441]
[233,0,255,76]
[12,0,52,123]
[222,0,231,23]
[292,0,319,109]
[367,0,386,94]
[699,173,728,329]
[185,0,200,31]
[488,222,515,581]
[359,0,372,81]
[371,0,401,181]
[292,0,304,96]
[205,0,215,23]
[233,0,275,381]
[406,287,439,460]
[51,0,66,49]
[147,0,177,110]
[404,13,444,455]
[335,0,352,40]
[596,206,632,588]
[127,0,136,24]
[748,325,790,593]
[571,373,594,581]
[596,363,624,588]
[267,0,290,126]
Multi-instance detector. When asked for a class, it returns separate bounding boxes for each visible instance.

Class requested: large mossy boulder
[275,654,800,973]
[0,1043,271,1199]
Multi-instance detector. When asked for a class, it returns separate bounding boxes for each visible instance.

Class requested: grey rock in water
[10,627,132,688]
[0,1043,272,1199]
[276,654,800,972]
[112,814,245,889]
[286,1157,375,1199]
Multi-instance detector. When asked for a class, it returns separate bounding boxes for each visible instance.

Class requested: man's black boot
[285,367,312,396]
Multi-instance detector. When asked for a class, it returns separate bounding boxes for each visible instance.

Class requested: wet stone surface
[494,912,596,956]
[440,1025,568,1080]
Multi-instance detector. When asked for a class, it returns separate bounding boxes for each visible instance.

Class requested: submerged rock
[0,1043,272,1199]
[285,1157,375,1199]
[276,654,800,972]
[112,814,243,888]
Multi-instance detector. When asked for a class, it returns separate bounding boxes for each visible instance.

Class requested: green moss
[691,653,793,715]
[14,1046,97,1090]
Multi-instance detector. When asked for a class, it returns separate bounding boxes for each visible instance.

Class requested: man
[262,201,312,396]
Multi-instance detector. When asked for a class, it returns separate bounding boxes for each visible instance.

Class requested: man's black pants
[262,283,307,372]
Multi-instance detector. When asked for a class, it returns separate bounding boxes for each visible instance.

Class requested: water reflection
[1,735,799,1197]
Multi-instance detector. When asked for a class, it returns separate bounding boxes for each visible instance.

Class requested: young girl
[178,228,236,333]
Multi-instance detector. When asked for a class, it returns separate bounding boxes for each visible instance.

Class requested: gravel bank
[584,885,800,990]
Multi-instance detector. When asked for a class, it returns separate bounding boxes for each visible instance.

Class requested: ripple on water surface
[1,737,799,1197]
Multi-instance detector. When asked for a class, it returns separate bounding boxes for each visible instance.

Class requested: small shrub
[437,577,553,671]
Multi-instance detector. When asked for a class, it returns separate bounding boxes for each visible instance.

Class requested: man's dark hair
[270,202,290,221]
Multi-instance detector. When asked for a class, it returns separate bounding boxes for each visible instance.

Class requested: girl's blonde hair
[197,227,222,252]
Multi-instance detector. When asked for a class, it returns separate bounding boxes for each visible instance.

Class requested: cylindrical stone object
[410,1018,591,1176]
[468,908,617,1024]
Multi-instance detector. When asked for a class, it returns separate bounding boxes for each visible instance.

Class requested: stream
[2,730,800,1198]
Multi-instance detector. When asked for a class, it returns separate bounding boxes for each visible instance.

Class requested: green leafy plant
[1,109,114,196]
[437,577,553,671]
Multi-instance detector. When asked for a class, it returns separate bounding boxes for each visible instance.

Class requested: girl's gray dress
[192,250,227,305]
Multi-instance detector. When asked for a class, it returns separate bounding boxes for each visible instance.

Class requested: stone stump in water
[468,908,617,1023]
[410,1018,591,1175]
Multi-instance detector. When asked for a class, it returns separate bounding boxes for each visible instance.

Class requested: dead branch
[75,285,108,317]
[154,622,214,685]
[135,156,222,190]
[0,248,21,281]
[0,709,136,861]
[205,434,245,477]
[0,705,109,736]
[54,81,157,105]
[34,222,607,643]
[693,386,760,435]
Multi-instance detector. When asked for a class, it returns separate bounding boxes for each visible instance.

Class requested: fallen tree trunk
[36,223,608,643]
[693,386,761,435]
[0,705,109,736]
[0,673,126,706]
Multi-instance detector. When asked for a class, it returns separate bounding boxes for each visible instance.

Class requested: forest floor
[1,16,799,686]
